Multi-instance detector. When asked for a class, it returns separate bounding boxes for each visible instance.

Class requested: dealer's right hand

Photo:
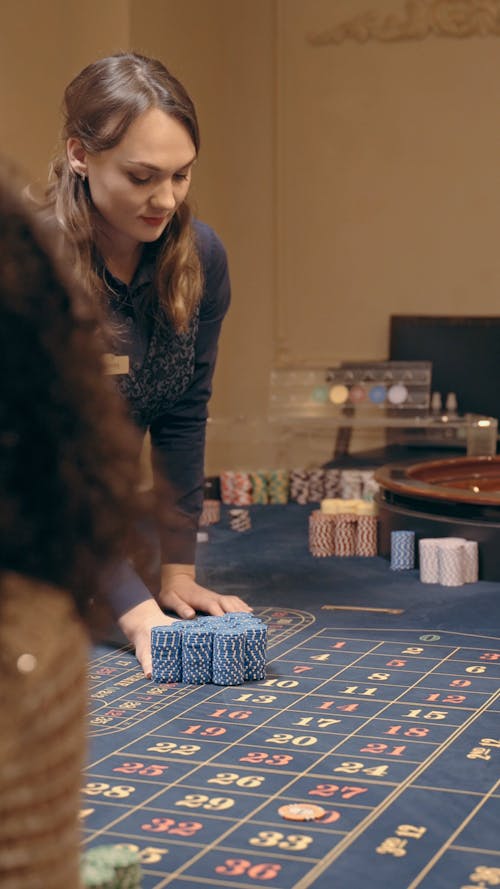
[117,597,177,679]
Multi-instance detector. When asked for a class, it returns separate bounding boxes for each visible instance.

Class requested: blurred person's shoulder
[0,573,88,685]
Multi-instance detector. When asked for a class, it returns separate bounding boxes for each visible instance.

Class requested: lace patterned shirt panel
[104,219,230,569]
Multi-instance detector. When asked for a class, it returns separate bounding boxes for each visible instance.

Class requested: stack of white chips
[419,537,479,586]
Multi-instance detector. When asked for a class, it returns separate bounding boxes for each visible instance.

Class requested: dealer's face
[69,107,196,253]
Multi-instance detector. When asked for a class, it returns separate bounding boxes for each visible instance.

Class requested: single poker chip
[388,382,408,405]
[278,803,326,822]
[329,383,349,404]
[82,844,142,887]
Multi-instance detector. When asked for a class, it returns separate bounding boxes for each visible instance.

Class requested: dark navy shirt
[105,219,230,570]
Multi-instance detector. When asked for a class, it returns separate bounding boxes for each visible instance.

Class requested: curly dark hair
[0,163,145,620]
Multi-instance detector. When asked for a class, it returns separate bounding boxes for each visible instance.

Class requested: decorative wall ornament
[307,0,500,45]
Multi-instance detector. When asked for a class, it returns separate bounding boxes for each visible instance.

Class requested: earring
[80,171,87,182]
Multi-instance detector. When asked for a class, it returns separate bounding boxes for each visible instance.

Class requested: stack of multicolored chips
[217,467,377,508]
[151,613,267,685]
[290,468,309,504]
[308,499,379,558]
[220,469,237,504]
[323,468,340,498]
[81,845,142,888]
[199,498,221,526]
[339,469,363,500]
[220,470,252,505]
[308,510,336,556]
[355,501,378,556]
[249,470,269,503]
[232,472,253,505]
[307,468,326,502]
[266,468,289,504]
[361,470,379,501]
[334,510,357,556]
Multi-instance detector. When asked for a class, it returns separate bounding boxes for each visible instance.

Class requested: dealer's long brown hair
[0,163,146,620]
[45,52,203,332]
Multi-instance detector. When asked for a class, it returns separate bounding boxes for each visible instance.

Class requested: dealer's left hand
[158,564,252,620]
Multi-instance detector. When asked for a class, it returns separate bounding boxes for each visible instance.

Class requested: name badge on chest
[103,354,130,375]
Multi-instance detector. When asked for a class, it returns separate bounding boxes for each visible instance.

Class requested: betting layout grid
[83,613,500,889]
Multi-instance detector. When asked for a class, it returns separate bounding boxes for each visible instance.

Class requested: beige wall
[1,0,499,472]
[275,0,500,367]
[0,0,130,184]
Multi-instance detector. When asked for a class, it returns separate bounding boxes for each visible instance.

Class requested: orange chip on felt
[278,803,326,821]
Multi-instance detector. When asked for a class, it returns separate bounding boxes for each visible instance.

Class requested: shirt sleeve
[104,559,157,617]
[149,222,230,565]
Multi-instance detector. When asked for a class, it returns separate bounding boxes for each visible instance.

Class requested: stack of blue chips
[151,625,183,683]
[225,613,267,681]
[151,613,267,686]
[390,530,415,570]
[212,627,245,685]
[182,624,213,684]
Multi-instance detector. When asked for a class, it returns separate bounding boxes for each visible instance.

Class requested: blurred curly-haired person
[0,164,144,889]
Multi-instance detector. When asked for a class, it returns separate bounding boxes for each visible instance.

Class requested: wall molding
[308,0,500,46]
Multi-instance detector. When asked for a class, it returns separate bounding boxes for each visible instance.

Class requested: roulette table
[84,504,500,889]
[375,456,500,580]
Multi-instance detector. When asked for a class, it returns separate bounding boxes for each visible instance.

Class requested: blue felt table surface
[194,504,500,635]
[88,504,500,889]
